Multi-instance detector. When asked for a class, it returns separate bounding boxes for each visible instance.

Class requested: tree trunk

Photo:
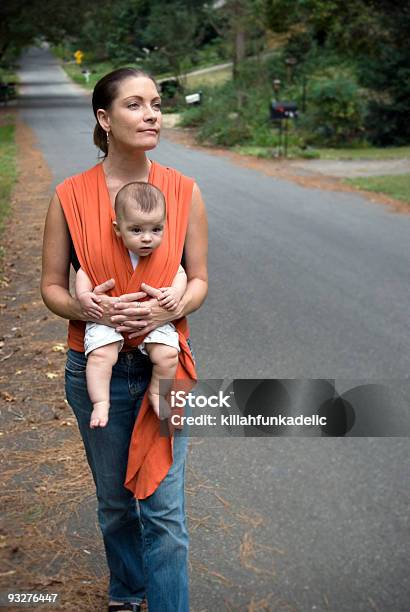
[0,39,11,65]
[233,27,245,80]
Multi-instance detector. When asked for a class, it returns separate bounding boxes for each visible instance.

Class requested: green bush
[300,67,367,146]
[178,53,387,150]
[51,43,70,61]
[179,82,250,146]
[179,61,306,148]
[198,116,252,147]
[178,105,207,127]
[265,53,287,84]
[247,125,278,147]
[192,38,228,68]
[360,50,410,146]
[298,148,320,159]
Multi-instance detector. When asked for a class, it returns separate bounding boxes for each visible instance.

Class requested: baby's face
[114,206,165,257]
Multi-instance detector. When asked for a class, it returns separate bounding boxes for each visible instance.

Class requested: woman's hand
[108,282,154,334]
[112,282,183,337]
[88,278,149,328]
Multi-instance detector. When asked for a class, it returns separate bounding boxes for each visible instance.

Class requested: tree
[265,0,381,54]
[0,0,91,64]
[359,1,410,144]
[1,0,40,63]
[143,0,205,79]
[205,0,267,79]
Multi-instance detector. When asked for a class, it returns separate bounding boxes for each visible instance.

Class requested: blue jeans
[65,348,189,611]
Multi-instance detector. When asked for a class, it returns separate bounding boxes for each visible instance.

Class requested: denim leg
[139,431,189,612]
[65,349,151,603]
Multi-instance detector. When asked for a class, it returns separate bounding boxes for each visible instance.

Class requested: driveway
[8,46,410,612]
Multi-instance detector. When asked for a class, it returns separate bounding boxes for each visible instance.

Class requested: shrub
[198,113,252,147]
[178,55,374,149]
[178,105,207,127]
[301,67,367,146]
[360,51,410,146]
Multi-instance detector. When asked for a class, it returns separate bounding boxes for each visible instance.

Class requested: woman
[41,67,208,612]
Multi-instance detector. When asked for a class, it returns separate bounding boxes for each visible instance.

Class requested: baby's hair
[115,182,166,221]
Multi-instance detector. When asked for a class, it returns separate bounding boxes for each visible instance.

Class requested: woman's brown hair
[92,67,159,157]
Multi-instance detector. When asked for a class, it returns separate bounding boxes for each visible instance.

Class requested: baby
[75,181,186,428]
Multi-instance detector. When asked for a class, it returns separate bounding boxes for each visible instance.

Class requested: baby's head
[113,182,166,257]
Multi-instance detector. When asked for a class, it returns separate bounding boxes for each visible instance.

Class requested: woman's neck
[103,146,151,183]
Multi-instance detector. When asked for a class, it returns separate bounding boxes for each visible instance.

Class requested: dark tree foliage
[142,0,205,77]
[2,0,409,144]
[265,0,410,144]
[104,0,152,64]
[266,0,382,54]
[0,0,91,62]
[359,1,410,144]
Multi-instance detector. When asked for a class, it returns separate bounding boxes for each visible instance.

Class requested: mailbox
[269,101,298,158]
[270,101,298,121]
[185,92,202,105]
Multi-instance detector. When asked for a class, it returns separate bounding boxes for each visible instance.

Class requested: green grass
[234,144,410,161]
[184,66,232,89]
[0,68,17,82]
[316,147,410,160]
[62,61,115,90]
[344,174,410,204]
[0,115,17,242]
[234,145,320,159]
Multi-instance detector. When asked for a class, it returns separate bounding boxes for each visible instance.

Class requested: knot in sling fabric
[56,161,197,498]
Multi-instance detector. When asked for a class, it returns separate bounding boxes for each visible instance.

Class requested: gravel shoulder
[0,113,110,610]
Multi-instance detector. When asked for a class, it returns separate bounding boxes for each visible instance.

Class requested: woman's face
[98,76,162,152]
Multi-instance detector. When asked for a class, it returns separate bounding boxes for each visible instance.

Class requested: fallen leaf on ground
[52,344,66,353]
[1,391,16,402]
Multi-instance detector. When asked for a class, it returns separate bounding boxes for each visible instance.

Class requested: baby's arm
[157,265,187,311]
[75,268,104,319]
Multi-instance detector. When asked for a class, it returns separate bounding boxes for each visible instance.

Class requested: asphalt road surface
[17,47,410,611]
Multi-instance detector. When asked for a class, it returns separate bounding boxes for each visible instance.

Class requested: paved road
[18,48,410,611]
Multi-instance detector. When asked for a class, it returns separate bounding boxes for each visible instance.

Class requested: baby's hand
[157,286,181,311]
[78,292,104,319]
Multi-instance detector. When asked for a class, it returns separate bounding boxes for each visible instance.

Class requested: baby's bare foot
[90,401,109,428]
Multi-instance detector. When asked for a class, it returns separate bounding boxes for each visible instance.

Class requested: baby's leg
[86,341,122,428]
[145,343,179,419]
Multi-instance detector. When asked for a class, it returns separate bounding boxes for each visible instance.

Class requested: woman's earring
[106,131,110,146]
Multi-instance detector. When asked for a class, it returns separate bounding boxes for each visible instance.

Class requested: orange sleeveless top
[56,161,197,498]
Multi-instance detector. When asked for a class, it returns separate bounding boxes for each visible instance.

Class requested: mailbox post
[81,69,91,84]
[270,101,298,157]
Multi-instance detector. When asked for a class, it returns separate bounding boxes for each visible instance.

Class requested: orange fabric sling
[56,160,197,499]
